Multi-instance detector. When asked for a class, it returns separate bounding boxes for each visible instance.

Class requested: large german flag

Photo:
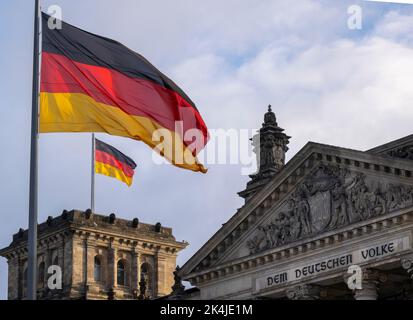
[40,13,208,173]
[95,139,136,187]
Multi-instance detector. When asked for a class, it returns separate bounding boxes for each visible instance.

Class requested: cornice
[72,227,187,253]
[183,210,413,286]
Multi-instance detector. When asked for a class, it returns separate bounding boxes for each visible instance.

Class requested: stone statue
[273,144,285,169]
[138,272,148,300]
[171,266,185,295]
[263,135,276,167]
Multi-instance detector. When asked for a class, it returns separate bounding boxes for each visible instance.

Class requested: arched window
[117,260,126,286]
[38,262,45,288]
[94,256,102,282]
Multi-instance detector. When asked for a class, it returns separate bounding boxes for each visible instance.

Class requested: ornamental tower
[239,105,291,201]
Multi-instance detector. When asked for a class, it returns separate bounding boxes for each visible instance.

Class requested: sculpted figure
[269,220,281,247]
[288,210,301,240]
[348,174,367,222]
[330,181,349,228]
[386,184,410,211]
[371,188,387,216]
[247,235,263,254]
[277,213,290,245]
[273,144,285,168]
[295,196,311,235]
[263,135,275,167]
[261,224,277,248]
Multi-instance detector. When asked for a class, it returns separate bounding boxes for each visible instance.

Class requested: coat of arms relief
[247,164,413,254]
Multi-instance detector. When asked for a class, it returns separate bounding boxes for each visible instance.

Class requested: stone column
[156,249,171,297]
[286,284,321,300]
[352,269,387,300]
[60,235,66,290]
[401,255,413,281]
[46,240,53,289]
[131,246,140,298]
[17,255,24,300]
[107,238,117,290]
[7,255,19,300]
[83,235,89,291]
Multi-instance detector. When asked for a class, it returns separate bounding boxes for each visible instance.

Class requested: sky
[1,0,413,299]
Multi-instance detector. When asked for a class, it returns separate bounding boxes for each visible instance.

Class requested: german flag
[40,13,208,173]
[95,139,137,187]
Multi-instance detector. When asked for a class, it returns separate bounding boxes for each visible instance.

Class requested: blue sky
[1,0,413,299]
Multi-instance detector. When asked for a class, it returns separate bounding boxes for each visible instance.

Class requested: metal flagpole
[28,0,41,301]
[91,133,96,213]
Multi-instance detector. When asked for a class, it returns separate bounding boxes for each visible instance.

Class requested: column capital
[362,269,387,283]
[401,255,413,280]
[286,284,321,300]
[352,269,387,300]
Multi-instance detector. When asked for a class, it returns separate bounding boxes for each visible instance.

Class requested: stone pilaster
[17,255,24,299]
[286,284,321,300]
[7,256,19,300]
[131,245,140,297]
[401,255,413,281]
[63,235,73,289]
[83,235,89,290]
[107,239,116,290]
[59,235,66,289]
[155,248,165,297]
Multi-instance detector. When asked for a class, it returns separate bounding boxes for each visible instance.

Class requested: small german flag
[95,139,137,187]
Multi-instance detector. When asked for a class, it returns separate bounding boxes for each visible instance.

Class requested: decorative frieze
[387,145,413,161]
[188,212,412,287]
[247,164,413,254]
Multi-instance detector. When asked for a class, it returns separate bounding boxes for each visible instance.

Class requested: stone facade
[177,108,413,300]
[0,210,187,300]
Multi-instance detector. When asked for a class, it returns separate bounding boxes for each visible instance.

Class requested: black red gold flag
[95,139,137,187]
[40,13,208,173]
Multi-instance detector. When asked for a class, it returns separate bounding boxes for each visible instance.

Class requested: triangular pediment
[368,134,413,160]
[218,163,413,264]
[179,139,413,278]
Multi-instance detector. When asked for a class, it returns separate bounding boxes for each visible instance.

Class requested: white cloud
[2,0,413,299]
[374,10,413,44]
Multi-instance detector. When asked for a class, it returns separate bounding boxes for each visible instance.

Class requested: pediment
[218,163,413,264]
[179,140,413,278]
[368,134,413,161]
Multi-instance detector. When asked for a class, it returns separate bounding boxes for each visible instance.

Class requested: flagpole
[91,133,95,213]
[28,0,40,301]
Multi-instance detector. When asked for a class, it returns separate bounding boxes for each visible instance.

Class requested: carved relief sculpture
[247,164,413,254]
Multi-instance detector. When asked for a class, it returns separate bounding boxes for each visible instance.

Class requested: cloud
[170,36,413,155]
[374,10,413,44]
[1,0,413,299]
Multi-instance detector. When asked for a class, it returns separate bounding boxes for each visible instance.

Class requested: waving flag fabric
[95,139,136,187]
[40,13,209,173]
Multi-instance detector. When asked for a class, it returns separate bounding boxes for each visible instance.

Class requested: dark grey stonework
[247,163,413,254]
[239,106,290,201]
